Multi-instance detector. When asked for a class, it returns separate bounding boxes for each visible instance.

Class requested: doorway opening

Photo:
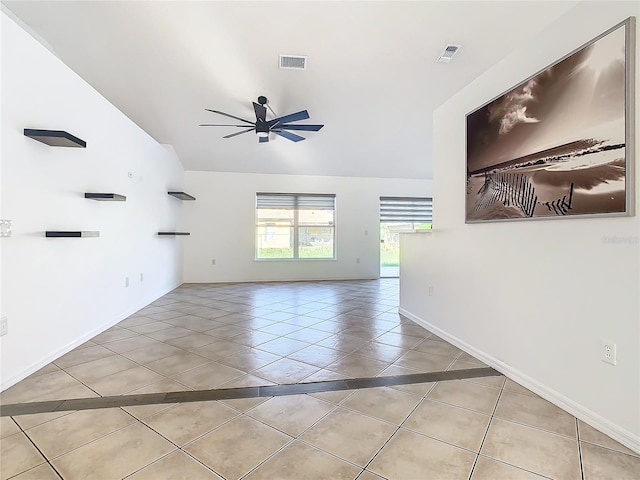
[380,223,401,278]
[379,197,433,278]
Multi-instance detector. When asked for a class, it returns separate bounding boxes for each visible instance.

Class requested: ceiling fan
[199,96,324,143]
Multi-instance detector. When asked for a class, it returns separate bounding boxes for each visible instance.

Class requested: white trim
[399,307,640,455]
[399,229,435,234]
[0,282,181,391]
[191,276,380,284]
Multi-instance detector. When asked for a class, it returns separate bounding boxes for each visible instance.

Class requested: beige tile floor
[1,279,639,479]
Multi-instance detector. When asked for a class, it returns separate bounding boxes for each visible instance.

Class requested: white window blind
[256,193,336,210]
[379,197,433,223]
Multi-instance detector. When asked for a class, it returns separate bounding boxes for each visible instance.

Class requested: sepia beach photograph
[466,20,632,222]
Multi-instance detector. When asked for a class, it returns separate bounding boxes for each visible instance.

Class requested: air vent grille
[436,44,461,63]
[279,55,307,70]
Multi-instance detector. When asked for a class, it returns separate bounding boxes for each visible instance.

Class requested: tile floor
[1,279,639,479]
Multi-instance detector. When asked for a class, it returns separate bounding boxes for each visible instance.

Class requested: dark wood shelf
[168,192,196,201]
[45,231,100,238]
[85,193,126,201]
[24,129,86,148]
[158,232,190,236]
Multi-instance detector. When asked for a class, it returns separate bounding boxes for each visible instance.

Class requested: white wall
[0,12,185,390]
[400,1,640,453]
[183,171,431,283]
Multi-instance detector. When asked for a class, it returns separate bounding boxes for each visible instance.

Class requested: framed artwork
[466,17,635,223]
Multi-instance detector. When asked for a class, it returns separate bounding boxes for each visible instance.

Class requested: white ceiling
[2,1,579,179]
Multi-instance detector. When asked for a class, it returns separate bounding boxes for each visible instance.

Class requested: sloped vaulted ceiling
[2,1,579,178]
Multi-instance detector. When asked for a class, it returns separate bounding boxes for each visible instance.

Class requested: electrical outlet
[211,259,216,265]
[427,286,434,296]
[356,258,360,264]
[0,219,11,237]
[140,273,144,282]
[125,277,129,288]
[601,339,617,366]
[0,317,7,336]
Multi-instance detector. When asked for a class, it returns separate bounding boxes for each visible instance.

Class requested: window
[256,193,336,259]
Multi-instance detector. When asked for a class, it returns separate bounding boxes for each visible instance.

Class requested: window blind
[379,197,432,223]
[256,193,336,210]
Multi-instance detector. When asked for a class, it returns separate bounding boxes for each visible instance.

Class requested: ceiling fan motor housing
[255,119,269,133]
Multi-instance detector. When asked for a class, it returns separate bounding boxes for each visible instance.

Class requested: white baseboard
[183,276,380,284]
[399,307,640,455]
[1,282,182,392]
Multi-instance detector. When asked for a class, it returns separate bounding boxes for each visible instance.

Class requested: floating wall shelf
[168,192,196,201]
[158,232,190,236]
[24,129,86,148]
[85,193,126,201]
[45,231,100,238]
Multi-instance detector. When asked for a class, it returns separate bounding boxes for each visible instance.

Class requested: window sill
[254,257,337,262]
[400,229,434,234]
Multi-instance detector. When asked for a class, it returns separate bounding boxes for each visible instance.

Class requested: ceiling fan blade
[278,124,324,131]
[273,130,306,142]
[199,124,256,127]
[268,110,310,127]
[253,102,267,121]
[259,135,269,143]
[205,109,254,125]
[223,128,255,139]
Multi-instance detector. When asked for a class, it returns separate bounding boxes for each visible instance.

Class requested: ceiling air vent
[279,55,307,70]
[436,44,461,64]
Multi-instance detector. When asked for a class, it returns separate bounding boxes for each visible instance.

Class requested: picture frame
[466,17,635,223]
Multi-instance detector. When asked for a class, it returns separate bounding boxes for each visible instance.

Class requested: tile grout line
[73,316,286,392]
[108,307,414,381]
[4,280,472,478]
[4,318,437,406]
[242,389,342,441]
[124,306,397,373]
[237,397,369,480]
[236,382,402,477]
[16,363,106,414]
[577,418,586,480]
[236,435,298,479]
[60,342,214,409]
[13,416,65,480]
[469,381,557,480]
[359,380,439,475]
[380,384,507,459]
[182,368,360,480]
[466,380,506,480]
[117,406,230,480]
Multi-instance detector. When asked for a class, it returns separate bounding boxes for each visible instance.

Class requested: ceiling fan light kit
[200,96,324,143]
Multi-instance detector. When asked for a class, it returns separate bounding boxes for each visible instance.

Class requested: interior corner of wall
[159,143,175,153]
